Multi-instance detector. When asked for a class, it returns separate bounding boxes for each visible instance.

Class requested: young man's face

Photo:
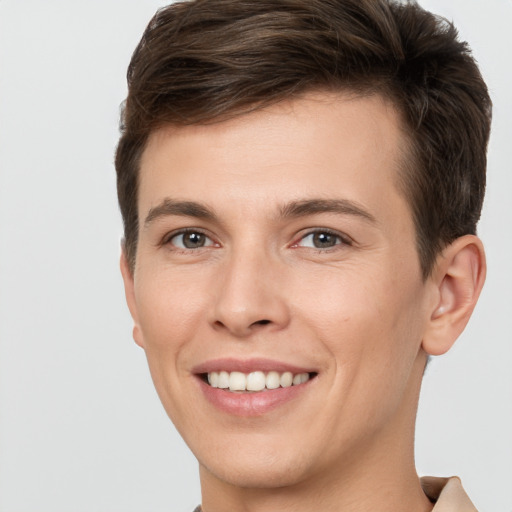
[122,92,438,489]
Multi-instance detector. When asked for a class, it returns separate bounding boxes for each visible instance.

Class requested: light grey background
[0,1,510,511]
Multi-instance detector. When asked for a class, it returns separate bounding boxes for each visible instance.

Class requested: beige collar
[421,476,478,511]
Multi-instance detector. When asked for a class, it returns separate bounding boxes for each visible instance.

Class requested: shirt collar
[421,476,478,511]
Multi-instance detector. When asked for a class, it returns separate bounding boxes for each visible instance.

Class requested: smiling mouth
[200,371,318,392]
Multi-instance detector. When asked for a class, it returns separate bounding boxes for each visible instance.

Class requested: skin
[121,92,485,511]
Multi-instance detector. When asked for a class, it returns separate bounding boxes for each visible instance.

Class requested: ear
[120,247,145,349]
[422,235,486,356]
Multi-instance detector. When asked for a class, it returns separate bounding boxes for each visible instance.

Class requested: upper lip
[191,357,316,375]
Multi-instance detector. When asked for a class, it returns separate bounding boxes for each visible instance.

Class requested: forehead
[138,91,411,224]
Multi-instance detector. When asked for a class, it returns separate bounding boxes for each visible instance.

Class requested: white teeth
[208,372,219,388]
[206,370,312,391]
[280,371,293,387]
[247,371,266,391]
[218,371,230,389]
[229,371,246,391]
[292,372,310,385]
[265,371,280,389]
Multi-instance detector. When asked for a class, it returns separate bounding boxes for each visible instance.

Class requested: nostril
[253,319,271,326]
[213,318,271,332]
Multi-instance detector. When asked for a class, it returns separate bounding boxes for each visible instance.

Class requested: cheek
[295,265,426,383]
[135,270,210,357]
[133,271,211,426]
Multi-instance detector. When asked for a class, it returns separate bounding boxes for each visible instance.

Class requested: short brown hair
[116,0,491,277]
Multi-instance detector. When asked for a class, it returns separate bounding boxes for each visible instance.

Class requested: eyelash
[162,228,217,250]
[161,227,352,252]
[292,228,352,251]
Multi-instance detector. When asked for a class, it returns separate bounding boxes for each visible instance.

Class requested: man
[116,0,491,510]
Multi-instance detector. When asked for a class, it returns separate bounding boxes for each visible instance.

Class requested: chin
[200,453,312,489]
[185,419,325,489]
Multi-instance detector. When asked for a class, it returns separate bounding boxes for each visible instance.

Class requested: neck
[199,354,433,512]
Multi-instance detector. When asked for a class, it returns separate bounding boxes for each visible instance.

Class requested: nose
[210,247,290,338]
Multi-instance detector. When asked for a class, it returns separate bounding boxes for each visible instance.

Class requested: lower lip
[197,377,312,417]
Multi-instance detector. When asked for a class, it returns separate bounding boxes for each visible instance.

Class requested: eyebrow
[143,197,377,227]
[144,199,215,227]
[278,198,377,224]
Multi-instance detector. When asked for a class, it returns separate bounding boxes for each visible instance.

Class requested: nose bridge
[211,241,289,337]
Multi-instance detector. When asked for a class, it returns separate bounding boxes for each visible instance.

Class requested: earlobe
[120,248,145,349]
[422,235,486,356]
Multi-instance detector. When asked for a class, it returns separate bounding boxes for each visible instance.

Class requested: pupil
[313,232,335,248]
[184,232,205,248]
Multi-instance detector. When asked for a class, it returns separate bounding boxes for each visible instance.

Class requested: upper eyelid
[162,227,216,246]
[293,227,353,245]
[159,226,353,247]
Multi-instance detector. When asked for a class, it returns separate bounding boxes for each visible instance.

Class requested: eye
[295,230,349,249]
[168,230,216,249]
